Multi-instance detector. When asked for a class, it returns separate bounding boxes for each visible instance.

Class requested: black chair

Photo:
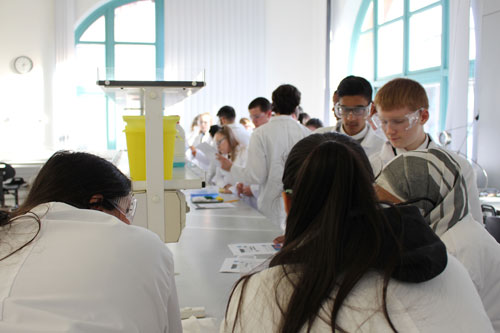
[484,216,500,243]
[0,162,26,208]
[481,203,499,223]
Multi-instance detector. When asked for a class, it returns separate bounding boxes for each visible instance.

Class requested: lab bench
[167,189,281,324]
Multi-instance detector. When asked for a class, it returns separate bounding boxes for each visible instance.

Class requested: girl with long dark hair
[0,151,181,332]
[222,133,492,332]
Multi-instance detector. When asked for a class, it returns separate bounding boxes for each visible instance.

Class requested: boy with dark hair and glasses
[315,75,385,157]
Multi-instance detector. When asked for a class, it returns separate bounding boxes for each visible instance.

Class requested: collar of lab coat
[339,122,369,141]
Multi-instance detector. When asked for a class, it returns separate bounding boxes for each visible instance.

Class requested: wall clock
[14,56,33,74]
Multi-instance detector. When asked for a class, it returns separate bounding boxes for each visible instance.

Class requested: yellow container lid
[123,115,180,132]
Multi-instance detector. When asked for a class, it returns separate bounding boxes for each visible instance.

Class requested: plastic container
[173,122,186,167]
[123,115,180,181]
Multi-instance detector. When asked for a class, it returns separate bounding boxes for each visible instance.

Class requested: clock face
[14,56,33,74]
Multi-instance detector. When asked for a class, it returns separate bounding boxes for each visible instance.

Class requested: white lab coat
[189,131,212,147]
[440,213,500,332]
[221,255,493,332]
[0,202,182,332]
[369,136,483,223]
[227,123,251,147]
[210,145,248,193]
[230,115,310,228]
[314,122,385,158]
[187,141,218,172]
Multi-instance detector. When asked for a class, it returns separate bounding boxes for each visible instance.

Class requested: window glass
[378,0,403,24]
[409,6,442,71]
[410,0,438,12]
[467,6,476,159]
[361,1,374,32]
[377,20,403,77]
[79,16,105,42]
[422,82,440,139]
[72,94,109,151]
[466,79,475,158]
[469,7,476,61]
[115,0,155,43]
[75,44,106,90]
[353,32,374,81]
[114,44,156,80]
[75,0,161,150]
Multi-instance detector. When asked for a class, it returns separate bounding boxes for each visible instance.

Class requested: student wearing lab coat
[216,105,251,148]
[209,126,247,194]
[0,151,181,332]
[221,133,492,332]
[375,148,500,332]
[239,117,254,132]
[315,76,385,157]
[235,97,273,209]
[369,77,483,223]
[187,124,220,172]
[188,112,213,147]
[247,97,272,128]
[217,85,310,228]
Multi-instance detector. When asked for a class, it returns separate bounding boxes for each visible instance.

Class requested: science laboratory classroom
[2,0,500,332]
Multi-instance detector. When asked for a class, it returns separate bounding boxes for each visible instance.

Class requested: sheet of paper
[195,203,236,209]
[196,142,217,161]
[228,243,281,257]
[219,257,267,273]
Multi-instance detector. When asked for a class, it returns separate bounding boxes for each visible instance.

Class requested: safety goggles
[249,112,266,121]
[334,103,371,119]
[371,108,423,131]
[108,194,137,222]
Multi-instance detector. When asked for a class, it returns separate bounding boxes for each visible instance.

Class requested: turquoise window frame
[75,0,165,149]
[349,0,449,132]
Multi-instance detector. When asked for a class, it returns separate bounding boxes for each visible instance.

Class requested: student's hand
[241,185,253,197]
[236,183,244,196]
[216,153,232,171]
[190,146,197,157]
[273,235,285,245]
[220,184,232,194]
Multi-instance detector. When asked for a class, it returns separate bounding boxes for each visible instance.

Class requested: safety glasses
[371,108,423,131]
[334,103,371,119]
[108,194,137,222]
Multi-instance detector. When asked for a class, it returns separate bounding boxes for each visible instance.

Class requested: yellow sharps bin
[123,115,180,181]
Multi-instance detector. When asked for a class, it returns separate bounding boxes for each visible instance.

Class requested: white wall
[329,0,361,88]
[264,0,327,120]
[0,0,55,159]
[161,0,267,132]
[476,0,500,188]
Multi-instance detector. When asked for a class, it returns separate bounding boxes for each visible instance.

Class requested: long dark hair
[225,133,400,332]
[0,151,131,261]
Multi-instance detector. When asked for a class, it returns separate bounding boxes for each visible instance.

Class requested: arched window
[350,0,448,139]
[74,0,164,150]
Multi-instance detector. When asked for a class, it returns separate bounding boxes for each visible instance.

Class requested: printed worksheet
[219,257,267,273]
[228,243,282,257]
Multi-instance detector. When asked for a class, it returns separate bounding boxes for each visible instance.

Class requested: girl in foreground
[0,151,181,332]
[221,133,492,332]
